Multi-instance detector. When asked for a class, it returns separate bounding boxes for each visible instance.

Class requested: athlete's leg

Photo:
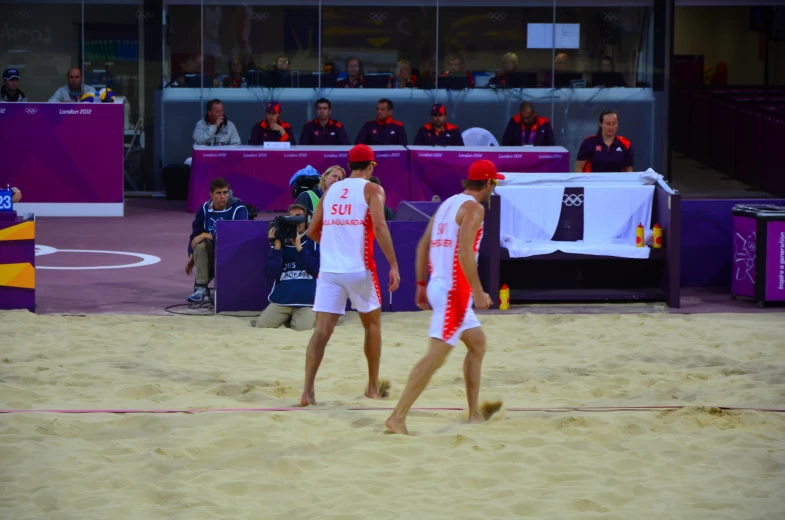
[384,338,452,435]
[301,312,341,406]
[459,326,486,423]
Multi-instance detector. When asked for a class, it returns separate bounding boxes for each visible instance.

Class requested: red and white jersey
[429,194,483,292]
[319,178,376,274]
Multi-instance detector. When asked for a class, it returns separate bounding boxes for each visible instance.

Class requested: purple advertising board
[0,103,124,217]
[408,146,570,201]
[0,216,36,312]
[188,145,409,213]
[214,219,423,313]
[731,215,758,298]
[764,221,785,302]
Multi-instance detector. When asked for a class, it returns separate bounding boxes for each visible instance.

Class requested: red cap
[467,159,505,181]
[266,101,281,114]
[348,144,375,163]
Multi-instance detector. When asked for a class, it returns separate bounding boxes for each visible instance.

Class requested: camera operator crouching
[253,204,320,331]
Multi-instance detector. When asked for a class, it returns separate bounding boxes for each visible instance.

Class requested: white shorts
[427,280,481,347]
[313,271,381,315]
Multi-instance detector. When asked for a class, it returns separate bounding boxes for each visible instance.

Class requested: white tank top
[429,194,483,292]
[319,177,375,274]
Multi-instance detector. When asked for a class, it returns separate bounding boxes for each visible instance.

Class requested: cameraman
[254,204,320,331]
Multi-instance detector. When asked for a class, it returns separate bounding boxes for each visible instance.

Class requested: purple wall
[681,199,785,288]
[0,104,124,204]
[214,218,427,313]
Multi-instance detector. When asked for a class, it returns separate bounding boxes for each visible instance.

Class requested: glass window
[321,3,437,89]
[554,2,658,174]
[437,4,554,89]
[0,1,83,102]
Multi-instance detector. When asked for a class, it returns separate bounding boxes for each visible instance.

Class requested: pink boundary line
[1,405,784,414]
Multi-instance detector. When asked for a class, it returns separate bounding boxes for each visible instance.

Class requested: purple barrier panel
[386,221,428,313]
[681,199,785,288]
[764,221,785,301]
[733,108,764,187]
[0,218,35,312]
[188,145,409,213]
[214,219,418,313]
[0,104,123,206]
[731,215,757,298]
[761,114,785,198]
[214,220,271,313]
[654,187,681,308]
[710,97,736,175]
[408,146,569,202]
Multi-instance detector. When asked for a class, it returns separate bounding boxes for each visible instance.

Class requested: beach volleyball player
[385,159,503,435]
[300,144,401,406]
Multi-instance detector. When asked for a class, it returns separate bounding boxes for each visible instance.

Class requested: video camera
[269,214,306,244]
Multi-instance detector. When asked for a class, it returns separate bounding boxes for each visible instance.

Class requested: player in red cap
[300,144,401,406]
[385,159,504,434]
[248,101,296,145]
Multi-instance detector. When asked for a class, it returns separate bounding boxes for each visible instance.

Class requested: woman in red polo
[575,109,634,173]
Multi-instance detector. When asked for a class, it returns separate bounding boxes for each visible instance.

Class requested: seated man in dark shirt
[185,177,249,302]
[413,103,464,146]
[335,57,365,88]
[501,102,556,146]
[299,98,350,145]
[248,101,296,145]
[355,98,407,145]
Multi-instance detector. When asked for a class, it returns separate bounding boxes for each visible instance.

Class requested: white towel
[500,235,516,249]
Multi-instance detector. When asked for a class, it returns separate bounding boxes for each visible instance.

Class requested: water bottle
[241,76,247,88]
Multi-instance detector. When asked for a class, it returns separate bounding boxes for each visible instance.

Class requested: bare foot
[384,416,409,435]
[365,379,390,399]
[300,389,316,407]
[468,412,485,424]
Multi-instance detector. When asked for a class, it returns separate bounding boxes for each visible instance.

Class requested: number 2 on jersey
[340,188,348,199]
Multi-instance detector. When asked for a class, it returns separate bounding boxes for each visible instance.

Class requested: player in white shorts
[385,159,503,434]
[300,144,401,406]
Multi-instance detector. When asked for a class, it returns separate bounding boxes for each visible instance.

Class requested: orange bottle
[635,223,645,247]
[499,284,510,310]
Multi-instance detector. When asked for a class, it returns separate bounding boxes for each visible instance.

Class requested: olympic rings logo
[370,12,389,23]
[252,12,270,22]
[14,10,32,19]
[601,12,619,22]
[487,12,507,23]
[25,108,38,115]
[136,11,154,21]
[562,194,584,206]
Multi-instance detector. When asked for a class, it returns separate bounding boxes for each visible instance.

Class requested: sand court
[1,310,784,519]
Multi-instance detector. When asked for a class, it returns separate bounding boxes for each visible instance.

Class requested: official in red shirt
[299,98,350,145]
[334,57,364,88]
[440,55,475,88]
[575,109,634,173]
[248,101,296,145]
[413,104,464,146]
[354,98,408,145]
[501,102,556,146]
